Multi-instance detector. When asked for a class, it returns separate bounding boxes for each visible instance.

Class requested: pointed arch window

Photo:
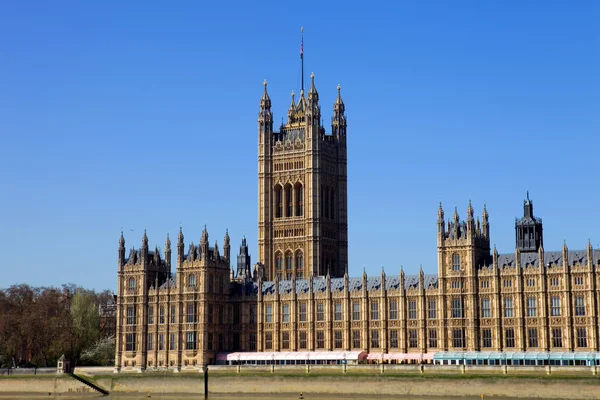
[295,183,303,217]
[452,253,461,271]
[128,277,136,290]
[275,185,283,218]
[286,184,293,217]
[295,251,304,277]
[285,252,293,280]
[276,253,283,280]
[188,274,196,287]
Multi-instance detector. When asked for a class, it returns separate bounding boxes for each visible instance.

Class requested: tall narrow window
[170,305,176,323]
[334,303,342,321]
[428,299,437,319]
[334,331,343,349]
[128,278,136,290]
[299,332,307,349]
[324,186,329,219]
[295,184,303,217]
[389,300,398,320]
[186,332,196,350]
[126,306,136,325]
[370,301,379,320]
[528,328,539,348]
[275,185,282,218]
[552,328,563,348]
[265,333,273,350]
[282,303,290,323]
[370,330,380,348]
[481,298,491,318]
[265,305,273,323]
[452,253,461,271]
[147,334,153,351]
[504,297,514,318]
[126,333,136,351]
[409,329,418,348]
[148,306,154,324]
[577,328,587,348]
[159,333,165,350]
[452,329,464,348]
[575,296,586,316]
[295,251,303,276]
[276,253,283,280]
[352,302,360,321]
[551,296,561,316]
[390,330,399,348]
[186,303,196,323]
[188,274,196,287]
[429,329,438,348]
[170,333,177,350]
[482,329,492,348]
[299,302,307,322]
[286,184,293,217]
[286,252,293,280]
[505,328,515,348]
[527,297,537,317]
[317,331,325,348]
[352,330,361,348]
[452,298,464,318]
[317,302,325,321]
[249,334,256,351]
[159,306,165,324]
[282,332,290,349]
[408,300,417,320]
[207,305,213,324]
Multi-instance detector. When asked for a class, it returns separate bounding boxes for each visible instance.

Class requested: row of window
[264,299,433,323]
[274,184,303,218]
[261,295,587,324]
[128,303,243,325]
[262,327,590,351]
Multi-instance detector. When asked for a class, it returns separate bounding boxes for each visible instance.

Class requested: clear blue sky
[1,1,598,291]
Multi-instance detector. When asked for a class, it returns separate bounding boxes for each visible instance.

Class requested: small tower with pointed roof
[515,192,544,253]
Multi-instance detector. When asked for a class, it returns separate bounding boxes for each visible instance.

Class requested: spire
[467,199,474,221]
[453,205,459,223]
[300,26,304,93]
[142,229,148,248]
[482,202,489,220]
[119,231,125,248]
[201,225,208,244]
[437,202,444,222]
[178,227,184,246]
[288,90,296,119]
[165,234,171,252]
[307,72,319,106]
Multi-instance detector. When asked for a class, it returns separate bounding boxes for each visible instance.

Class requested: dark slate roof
[260,274,439,295]
[159,277,177,289]
[496,249,599,268]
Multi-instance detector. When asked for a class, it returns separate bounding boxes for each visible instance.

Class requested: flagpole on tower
[300,26,304,93]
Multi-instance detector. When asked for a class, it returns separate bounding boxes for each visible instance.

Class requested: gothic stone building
[114,76,600,371]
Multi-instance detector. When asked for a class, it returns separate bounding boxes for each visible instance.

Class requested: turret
[307,72,319,110]
[381,267,386,293]
[164,234,171,275]
[515,192,543,253]
[141,230,149,265]
[562,240,569,269]
[201,225,209,258]
[482,203,489,238]
[118,232,125,267]
[223,229,231,263]
[437,202,445,237]
[332,84,346,137]
[587,240,593,268]
[177,227,184,265]
[259,80,272,122]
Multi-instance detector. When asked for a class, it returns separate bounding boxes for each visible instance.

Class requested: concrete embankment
[0,375,98,395]
[3,365,600,398]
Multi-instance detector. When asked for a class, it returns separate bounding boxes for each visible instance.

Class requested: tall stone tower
[257,74,348,280]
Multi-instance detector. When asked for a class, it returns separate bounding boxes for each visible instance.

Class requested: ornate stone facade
[114,77,600,372]
[257,75,348,279]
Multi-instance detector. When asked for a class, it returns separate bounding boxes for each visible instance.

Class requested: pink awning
[217,351,367,362]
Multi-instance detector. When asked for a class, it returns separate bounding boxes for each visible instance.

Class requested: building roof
[496,249,599,269]
[260,274,438,295]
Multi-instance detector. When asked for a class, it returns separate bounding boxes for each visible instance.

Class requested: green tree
[70,289,100,362]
